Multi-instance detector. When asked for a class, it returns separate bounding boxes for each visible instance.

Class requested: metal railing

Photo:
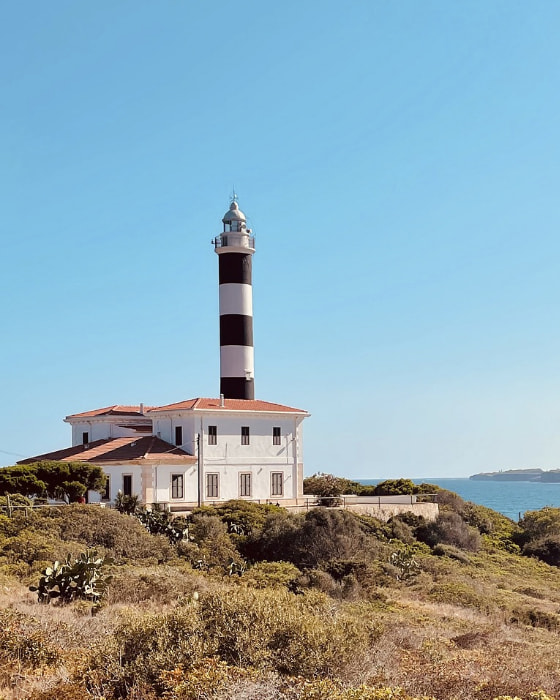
[213,233,255,250]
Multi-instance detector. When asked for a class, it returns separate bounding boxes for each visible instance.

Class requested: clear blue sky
[1,1,560,478]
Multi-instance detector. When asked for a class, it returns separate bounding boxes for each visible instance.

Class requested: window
[241,426,250,445]
[171,474,184,499]
[175,426,183,446]
[239,473,252,497]
[273,427,281,445]
[271,472,283,497]
[82,431,89,445]
[208,425,217,445]
[102,476,110,501]
[206,473,219,499]
[123,475,132,497]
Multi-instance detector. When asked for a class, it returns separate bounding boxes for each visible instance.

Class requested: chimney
[220,393,225,408]
[139,403,144,415]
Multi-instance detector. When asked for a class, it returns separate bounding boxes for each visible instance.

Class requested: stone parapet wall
[344,502,438,522]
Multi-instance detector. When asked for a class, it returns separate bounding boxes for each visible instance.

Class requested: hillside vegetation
[1,485,560,699]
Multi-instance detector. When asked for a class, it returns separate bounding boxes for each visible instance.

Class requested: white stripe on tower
[213,197,256,400]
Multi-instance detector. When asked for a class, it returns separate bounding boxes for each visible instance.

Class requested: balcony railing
[213,233,255,251]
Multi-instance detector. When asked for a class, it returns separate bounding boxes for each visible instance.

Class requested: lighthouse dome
[222,200,246,223]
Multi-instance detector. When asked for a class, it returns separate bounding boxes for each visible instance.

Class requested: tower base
[220,377,255,400]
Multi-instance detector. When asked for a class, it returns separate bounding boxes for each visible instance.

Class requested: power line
[0,449,28,458]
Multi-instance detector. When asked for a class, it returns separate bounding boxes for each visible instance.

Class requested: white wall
[153,464,199,503]
[87,464,142,503]
[152,413,298,463]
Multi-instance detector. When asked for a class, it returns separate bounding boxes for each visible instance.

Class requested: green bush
[87,586,375,695]
[296,509,368,568]
[523,535,560,567]
[245,509,302,562]
[510,605,560,631]
[242,561,301,589]
[372,479,416,496]
[187,514,239,570]
[86,606,206,696]
[197,587,373,677]
[1,529,57,567]
[518,507,560,546]
[415,512,481,552]
[107,564,204,605]
[434,488,467,514]
[428,581,485,609]
[192,500,279,536]
[0,609,62,667]
[303,473,355,498]
[39,505,175,562]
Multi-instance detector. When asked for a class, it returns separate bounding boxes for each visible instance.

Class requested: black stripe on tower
[221,377,254,400]
[219,253,252,285]
[220,315,254,346]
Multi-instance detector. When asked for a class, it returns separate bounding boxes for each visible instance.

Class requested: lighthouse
[213,196,256,399]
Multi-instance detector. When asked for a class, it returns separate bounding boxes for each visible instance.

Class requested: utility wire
[0,449,28,458]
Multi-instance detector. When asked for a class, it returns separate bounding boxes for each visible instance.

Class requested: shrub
[159,659,258,700]
[35,505,175,562]
[518,507,560,546]
[510,606,560,631]
[86,587,372,694]
[463,502,520,551]
[523,535,560,567]
[192,500,279,536]
[107,565,204,605]
[28,683,94,700]
[197,587,373,677]
[387,517,415,544]
[296,509,368,568]
[372,479,417,496]
[432,543,472,564]
[242,561,301,589]
[433,488,467,514]
[303,473,354,498]
[1,529,57,567]
[0,494,33,513]
[428,581,485,609]
[187,514,239,570]
[415,512,481,552]
[85,606,207,696]
[246,509,302,562]
[0,608,62,667]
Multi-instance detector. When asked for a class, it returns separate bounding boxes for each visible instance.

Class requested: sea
[358,478,560,522]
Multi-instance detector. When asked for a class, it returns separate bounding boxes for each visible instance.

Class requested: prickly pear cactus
[30,549,112,605]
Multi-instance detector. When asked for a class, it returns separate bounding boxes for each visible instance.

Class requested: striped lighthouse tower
[213,196,256,400]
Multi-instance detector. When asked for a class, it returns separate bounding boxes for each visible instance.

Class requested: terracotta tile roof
[18,436,196,465]
[65,405,153,419]
[149,398,308,414]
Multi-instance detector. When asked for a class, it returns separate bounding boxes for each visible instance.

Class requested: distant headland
[470,468,560,482]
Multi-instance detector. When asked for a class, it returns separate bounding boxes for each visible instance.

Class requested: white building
[20,199,310,509]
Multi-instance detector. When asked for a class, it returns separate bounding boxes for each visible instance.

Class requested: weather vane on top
[230,187,238,204]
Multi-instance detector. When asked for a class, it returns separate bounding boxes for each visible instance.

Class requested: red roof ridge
[65,405,154,419]
[148,397,307,414]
